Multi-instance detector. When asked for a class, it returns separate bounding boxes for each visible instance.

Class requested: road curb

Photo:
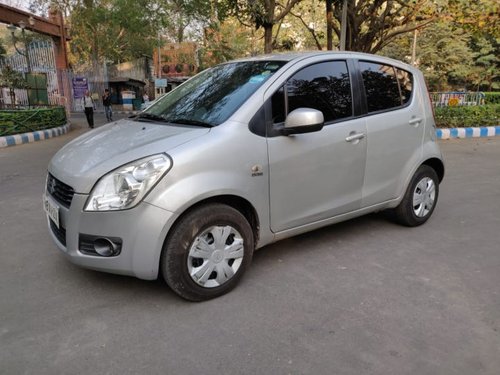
[437,126,500,140]
[0,123,71,148]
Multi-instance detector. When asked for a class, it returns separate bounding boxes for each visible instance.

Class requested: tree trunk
[326,0,333,50]
[9,88,16,109]
[264,24,273,54]
[177,25,184,43]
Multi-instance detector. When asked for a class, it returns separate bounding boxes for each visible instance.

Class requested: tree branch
[289,10,323,50]
[275,0,301,23]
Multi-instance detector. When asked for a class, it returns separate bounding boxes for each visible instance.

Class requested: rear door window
[360,61,401,113]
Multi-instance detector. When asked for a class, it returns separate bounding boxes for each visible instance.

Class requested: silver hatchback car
[44,52,444,301]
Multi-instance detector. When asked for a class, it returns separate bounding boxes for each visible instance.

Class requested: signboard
[72,77,88,99]
[155,78,168,88]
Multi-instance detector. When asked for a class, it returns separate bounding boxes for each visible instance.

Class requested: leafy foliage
[0,38,6,61]
[434,104,499,128]
[227,0,302,53]
[329,0,438,53]
[0,106,66,136]
[26,0,500,92]
[484,92,500,105]
[447,0,499,38]
[381,20,498,91]
[0,65,30,108]
[200,19,257,68]
[415,23,474,91]
[0,65,28,89]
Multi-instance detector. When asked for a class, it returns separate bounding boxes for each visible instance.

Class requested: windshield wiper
[167,118,214,128]
[136,113,168,122]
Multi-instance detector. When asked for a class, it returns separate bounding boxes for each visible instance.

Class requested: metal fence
[431,92,485,107]
[59,66,108,112]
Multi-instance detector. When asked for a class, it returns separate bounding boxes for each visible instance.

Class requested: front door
[267,60,367,233]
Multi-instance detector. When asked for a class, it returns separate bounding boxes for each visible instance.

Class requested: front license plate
[43,194,60,228]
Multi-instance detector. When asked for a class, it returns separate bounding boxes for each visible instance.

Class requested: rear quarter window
[395,68,413,105]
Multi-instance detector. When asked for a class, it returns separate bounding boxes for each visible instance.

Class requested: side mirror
[281,108,324,136]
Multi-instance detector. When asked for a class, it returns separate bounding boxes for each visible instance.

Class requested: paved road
[1,117,499,374]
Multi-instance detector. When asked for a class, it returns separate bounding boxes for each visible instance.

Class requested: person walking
[82,90,95,128]
[102,88,113,122]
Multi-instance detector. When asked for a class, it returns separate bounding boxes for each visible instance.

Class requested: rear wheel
[161,203,254,301]
[390,165,439,227]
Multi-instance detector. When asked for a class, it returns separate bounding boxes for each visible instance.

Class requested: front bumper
[45,192,177,280]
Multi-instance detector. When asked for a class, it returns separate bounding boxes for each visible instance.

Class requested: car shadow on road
[252,212,390,265]
[56,212,392,303]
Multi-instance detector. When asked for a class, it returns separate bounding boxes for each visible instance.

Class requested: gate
[0,39,65,109]
[0,39,108,113]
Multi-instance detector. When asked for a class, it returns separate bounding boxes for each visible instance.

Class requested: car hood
[48,119,210,193]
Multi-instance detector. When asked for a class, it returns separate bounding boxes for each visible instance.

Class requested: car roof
[227,51,415,71]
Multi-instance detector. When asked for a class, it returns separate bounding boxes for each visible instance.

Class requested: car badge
[251,165,263,177]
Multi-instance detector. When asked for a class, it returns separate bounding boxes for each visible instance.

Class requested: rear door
[357,61,425,207]
[267,60,367,232]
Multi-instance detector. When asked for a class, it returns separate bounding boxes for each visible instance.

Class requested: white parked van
[44,52,444,300]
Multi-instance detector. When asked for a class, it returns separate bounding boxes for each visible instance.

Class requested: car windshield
[141,60,286,126]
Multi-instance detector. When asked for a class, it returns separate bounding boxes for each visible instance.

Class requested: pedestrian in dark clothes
[102,88,113,122]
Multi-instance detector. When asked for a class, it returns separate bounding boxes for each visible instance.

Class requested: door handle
[409,118,422,126]
[345,132,365,142]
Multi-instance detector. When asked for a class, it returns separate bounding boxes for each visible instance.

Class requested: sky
[1,0,33,13]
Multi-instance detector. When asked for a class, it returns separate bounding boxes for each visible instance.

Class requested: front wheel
[390,165,439,227]
[161,203,254,301]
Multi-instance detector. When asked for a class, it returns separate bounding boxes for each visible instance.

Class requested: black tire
[390,165,439,227]
[161,203,254,301]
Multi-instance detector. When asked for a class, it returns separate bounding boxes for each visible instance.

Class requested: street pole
[411,29,418,66]
[157,29,162,78]
[339,0,348,51]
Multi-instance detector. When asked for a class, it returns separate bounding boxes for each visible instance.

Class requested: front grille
[46,173,75,208]
[49,219,66,246]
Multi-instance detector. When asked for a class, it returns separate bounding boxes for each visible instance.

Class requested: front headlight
[84,154,172,211]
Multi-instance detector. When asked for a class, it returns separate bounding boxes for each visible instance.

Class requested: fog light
[79,233,122,256]
[94,238,119,257]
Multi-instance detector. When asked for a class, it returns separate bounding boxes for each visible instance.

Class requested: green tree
[447,0,499,38]
[68,0,160,66]
[200,18,256,68]
[160,0,216,43]
[0,65,29,108]
[283,1,326,50]
[383,23,474,91]
[39,0,221,65]
[468,34,499,91]
[329,0,437,53]
[380,0,499,91]
[228,0,302,53]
